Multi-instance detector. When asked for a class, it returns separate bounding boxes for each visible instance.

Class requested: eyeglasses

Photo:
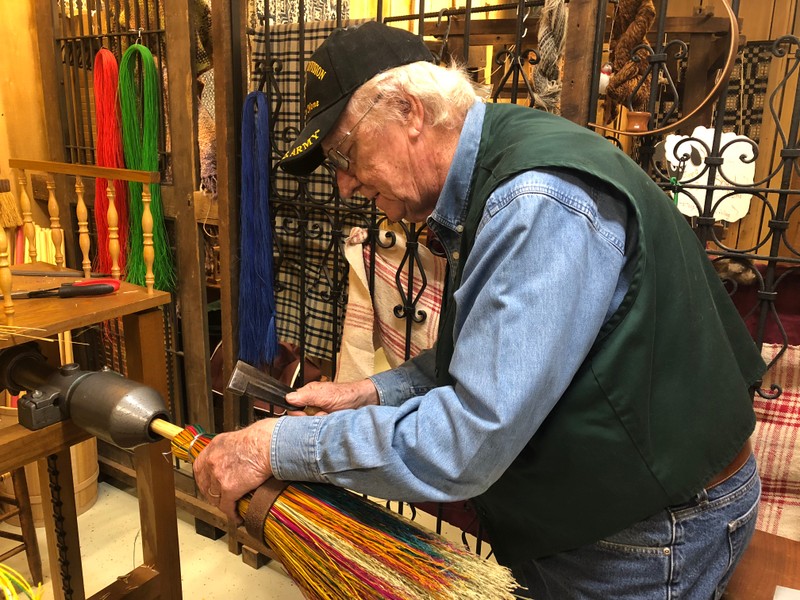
[326,101,378,173]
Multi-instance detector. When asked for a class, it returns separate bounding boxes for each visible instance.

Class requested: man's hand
[193,418,277,523]
[285,378,380,416]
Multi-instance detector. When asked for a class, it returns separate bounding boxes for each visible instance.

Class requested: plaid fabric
[753,343,800,541]
[336,225,446,382]
[248,17,372,362]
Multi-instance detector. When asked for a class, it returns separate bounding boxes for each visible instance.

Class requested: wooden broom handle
[150,417,184,440]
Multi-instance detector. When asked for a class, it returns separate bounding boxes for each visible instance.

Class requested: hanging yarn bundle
[118,43,175,292]
[93,48,130,274]
[238,91,278,367]
[605,0,656,118]
[156,421,518,600]
[532,0,567,113]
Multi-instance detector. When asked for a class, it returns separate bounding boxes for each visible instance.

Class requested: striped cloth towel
[336,225,446,382]
[753,343,800,541]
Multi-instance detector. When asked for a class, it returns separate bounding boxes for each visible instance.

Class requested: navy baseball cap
[280,21,434,176]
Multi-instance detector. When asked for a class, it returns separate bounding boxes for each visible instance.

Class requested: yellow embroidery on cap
[283,129,321,159]
[305,100,319,116]
[306,61,326,81]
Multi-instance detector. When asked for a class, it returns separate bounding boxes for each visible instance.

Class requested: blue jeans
[514,453,760,600]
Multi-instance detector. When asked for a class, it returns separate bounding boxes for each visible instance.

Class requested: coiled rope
[532,0,567,113]
[238,90,278,366]
[118,43,175,292]
[606,0,656,115]
[93,48,130,274]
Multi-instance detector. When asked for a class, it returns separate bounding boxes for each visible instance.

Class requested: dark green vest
[435,103,765,565]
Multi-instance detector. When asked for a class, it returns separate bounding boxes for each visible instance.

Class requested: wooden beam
[212,0,245,436]
[163,0,214,431]
[8,159,159,184]
[561,0,603,125]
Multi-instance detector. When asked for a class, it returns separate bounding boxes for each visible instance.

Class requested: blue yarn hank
[238,91,279,367]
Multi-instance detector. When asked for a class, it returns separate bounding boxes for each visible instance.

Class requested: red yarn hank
[93,48,129,274]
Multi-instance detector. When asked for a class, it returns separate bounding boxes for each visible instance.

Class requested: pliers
[7,278,121,299]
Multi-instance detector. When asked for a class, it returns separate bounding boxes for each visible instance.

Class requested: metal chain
[46,454,75,600]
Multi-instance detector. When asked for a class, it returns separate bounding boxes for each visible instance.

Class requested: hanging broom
[93,48,130,275]
[238,90,279,367]
[0,177,23,246]
[118,42,175,292]
[150,420,518,600]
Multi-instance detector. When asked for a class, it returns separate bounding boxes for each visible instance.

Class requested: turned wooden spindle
[142,184,155,294]
[75,176,91,278]
[107,181,121,280]
[0,226,14,325]
[45,176,64,267]
[16,170,36,262]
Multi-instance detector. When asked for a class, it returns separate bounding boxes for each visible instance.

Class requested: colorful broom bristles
[238,91,279,367]
[93,48,130,275]
[169,425,517,599]
[118,42,175,292]
[0,563,42,600]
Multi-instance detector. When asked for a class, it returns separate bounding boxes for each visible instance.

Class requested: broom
[0,178,23,231]
[150,419,518,600]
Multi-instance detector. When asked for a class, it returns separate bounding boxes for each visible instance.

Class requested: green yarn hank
[118,43,176,292]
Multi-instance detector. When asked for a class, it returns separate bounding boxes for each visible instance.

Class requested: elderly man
[194,21,765,599]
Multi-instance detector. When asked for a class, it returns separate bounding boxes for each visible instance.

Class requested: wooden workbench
[0,261,181,600]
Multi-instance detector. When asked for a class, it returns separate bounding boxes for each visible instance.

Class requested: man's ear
[406,94,425,139]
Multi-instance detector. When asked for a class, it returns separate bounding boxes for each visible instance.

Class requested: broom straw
[0,178,23,230]
[93,48,130,275]
[118,43,175,292]
[149,419,518,600]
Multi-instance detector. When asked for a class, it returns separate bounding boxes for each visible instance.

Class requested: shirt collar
[429,100,485,231]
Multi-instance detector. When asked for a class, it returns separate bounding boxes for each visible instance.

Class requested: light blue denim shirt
[271,101,631,502]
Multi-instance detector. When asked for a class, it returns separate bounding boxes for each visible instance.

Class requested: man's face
[322,105,440,223]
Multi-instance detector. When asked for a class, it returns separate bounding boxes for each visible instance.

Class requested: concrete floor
[1,481,305,599]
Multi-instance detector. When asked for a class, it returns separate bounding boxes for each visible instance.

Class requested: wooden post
[560,0,604,126]
[0,226,13,325]
[107,181,121,280]
[142,184,155,294]
[37,450,85,600]
[46,176,64,267]
[74,176,91,278]
[16,170,36,262]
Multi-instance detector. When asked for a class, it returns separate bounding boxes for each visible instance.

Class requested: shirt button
[455,224,464,233]
[452,251,460,260]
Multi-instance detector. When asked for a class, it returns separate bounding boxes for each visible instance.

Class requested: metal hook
[136,27,143,45]
[434,9,452,65]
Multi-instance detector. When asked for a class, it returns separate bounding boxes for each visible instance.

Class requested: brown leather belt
[706,439,753,490]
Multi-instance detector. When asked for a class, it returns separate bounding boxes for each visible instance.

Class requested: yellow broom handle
[150,417,184,440]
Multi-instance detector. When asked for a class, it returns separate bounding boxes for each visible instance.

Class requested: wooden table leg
[10,467,43,586]
[134,440,182,600]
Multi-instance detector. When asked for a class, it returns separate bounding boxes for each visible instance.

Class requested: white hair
[345,61,480,134]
